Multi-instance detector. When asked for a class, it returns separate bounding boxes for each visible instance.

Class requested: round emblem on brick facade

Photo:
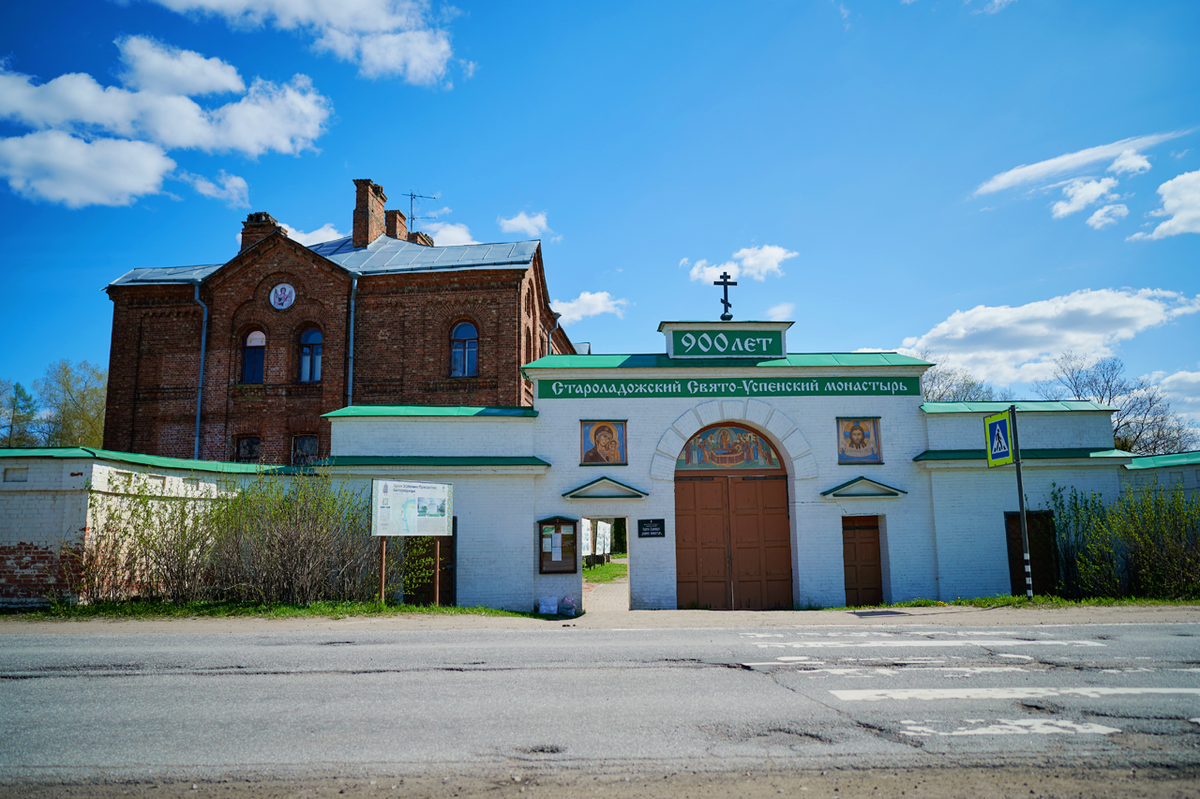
[270,283,296,310]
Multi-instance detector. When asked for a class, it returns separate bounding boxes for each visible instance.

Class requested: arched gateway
[674,423,792,609]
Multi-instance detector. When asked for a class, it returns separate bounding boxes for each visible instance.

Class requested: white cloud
[551,291,630,326]
[179,169,249,207]
[1108,148,1152,176]
[1086,204,1129,230]
[281,221,345,245]
[498,211,550,238]
[116,36,244,96]
[423,221,478,246]
[1159,370,1200,423]
[687,258,738,284]
[980,0,1017,13]
[0,66,331,155]
[974,132,1185,196]
[685,245,797,284]
[0,131,175,207]
[734,245,798,280]
[0,42,332,208]
[900,288,1200,384]
[1127,169,1200,241]
[767,303,795,321]
[150,0,456,84]
[1052,177,1118,218]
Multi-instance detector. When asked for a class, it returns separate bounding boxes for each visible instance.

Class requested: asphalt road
[3,620,1199,784]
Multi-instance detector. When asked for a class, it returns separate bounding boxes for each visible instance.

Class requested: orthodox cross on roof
[714,271,737,321]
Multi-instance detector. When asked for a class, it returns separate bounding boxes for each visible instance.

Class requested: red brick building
[103,179,574,464]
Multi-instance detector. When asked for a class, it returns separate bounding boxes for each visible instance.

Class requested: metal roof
[109,264,224,286]
[920,400,1118,414]
[1125,449,1200,470]
[913,447,1133,461]
[523,352,931,370]
[108,237,540,287]
[324,405,538,419]
[309,237,538,275]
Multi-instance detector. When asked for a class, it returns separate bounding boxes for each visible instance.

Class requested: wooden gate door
[676,475,793,609]
[675,477,732,609]
[730,476,792,609]
[842,516,882,607]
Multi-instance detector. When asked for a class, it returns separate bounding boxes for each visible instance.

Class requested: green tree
[1,381,42,448]
[35,360,107,448]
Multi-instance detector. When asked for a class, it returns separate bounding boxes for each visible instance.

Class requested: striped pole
[1010,405,1033,600]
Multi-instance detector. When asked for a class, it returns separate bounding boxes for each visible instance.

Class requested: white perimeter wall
[528,368,935,609]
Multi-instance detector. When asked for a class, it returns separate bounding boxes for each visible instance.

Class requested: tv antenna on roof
[399,191,437,232]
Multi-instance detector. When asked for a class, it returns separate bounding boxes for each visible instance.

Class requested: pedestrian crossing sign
[984,409,1014,468]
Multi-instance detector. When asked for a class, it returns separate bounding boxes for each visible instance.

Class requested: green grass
[826,595,1200,611]
[582,561,628,583]
[0,599,542,621]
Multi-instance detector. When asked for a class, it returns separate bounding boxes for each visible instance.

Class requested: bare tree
[1034,351,1198,455]
[919,353,1012,402]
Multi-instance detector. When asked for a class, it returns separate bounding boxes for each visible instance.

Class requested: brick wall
[104,219,568,464]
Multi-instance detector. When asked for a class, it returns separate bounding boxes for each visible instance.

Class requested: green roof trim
[524,352,931,371]
[1125,450,1200,470]
[323,405,538,419]
[913,447,1134,462]
[303,456,551,467]
[820,476,908,497]
[921,401,1118,414]
[562,476,649,499]
[0,446,262,473]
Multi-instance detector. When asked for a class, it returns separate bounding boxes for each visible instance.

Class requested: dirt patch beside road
[5,767,1199,799]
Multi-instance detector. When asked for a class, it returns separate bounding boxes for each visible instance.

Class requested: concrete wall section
[926,411,1116,451]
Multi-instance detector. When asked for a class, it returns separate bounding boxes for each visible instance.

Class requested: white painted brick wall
[927,411,1115,450]
[927,461,1125,600]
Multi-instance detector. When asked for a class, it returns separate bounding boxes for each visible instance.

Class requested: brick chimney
[385,209,407,240]
[240,212,284,252]
[353,179,387,248]
[408,231,435,246]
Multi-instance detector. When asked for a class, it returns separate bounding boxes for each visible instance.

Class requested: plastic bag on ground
[538,595,559,615]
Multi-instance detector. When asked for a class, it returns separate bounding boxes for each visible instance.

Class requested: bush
[1048,481,1200,599]
[59,470,438,606]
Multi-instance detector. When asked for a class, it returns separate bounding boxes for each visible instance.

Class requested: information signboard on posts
[985,409,1014,468]
[371,479,454,537]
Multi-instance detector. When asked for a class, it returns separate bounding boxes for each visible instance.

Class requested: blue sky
[1,0,1198,420]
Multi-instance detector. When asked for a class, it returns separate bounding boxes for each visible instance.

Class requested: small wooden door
[842,516,882,607]
[1005,511,1058,596]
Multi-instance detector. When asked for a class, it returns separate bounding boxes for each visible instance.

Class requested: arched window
[450,322,478,377]
[299,328,323,382]
[242,330,266,384]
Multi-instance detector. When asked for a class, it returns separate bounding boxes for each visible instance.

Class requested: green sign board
[538,376,920,400]
[671,329,784,358]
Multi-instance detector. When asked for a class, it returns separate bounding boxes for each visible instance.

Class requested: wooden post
[378,536,387,604]
[434,537,441,607]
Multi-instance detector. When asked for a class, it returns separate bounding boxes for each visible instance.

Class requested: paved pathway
[583,557,630,612]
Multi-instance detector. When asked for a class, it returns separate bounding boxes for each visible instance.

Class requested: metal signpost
[985,406,1032,599]
[371,479,454,605]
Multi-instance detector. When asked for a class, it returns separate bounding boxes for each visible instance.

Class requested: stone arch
[649,398,817,481]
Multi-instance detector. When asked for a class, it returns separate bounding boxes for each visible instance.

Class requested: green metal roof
[921,401,1118,414]
[323,405,538,419]
[913,448,1134,462]
[305,456,550,467]
[1125,450,1200,470]
[0,447,263,473]
[562,476,649,499]
[524,352,931,371]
